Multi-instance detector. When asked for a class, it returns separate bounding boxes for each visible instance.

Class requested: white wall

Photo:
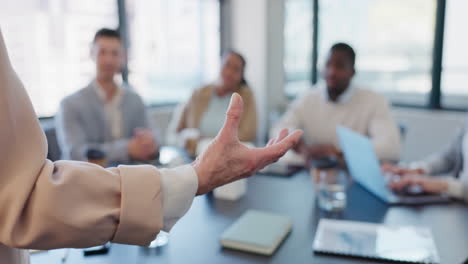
[229,0,285,143]
[230,0,267,143]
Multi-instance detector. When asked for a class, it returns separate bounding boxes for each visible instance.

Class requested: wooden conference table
[31,170,468,264]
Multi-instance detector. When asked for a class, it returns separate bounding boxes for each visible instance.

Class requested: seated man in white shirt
[56,28,159,165]
[272,43,401,162]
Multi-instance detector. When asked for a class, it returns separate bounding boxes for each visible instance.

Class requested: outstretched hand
[192,93,303,195]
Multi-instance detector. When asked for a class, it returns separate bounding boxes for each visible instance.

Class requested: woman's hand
[192,93,303,195]
[388,175,448,194]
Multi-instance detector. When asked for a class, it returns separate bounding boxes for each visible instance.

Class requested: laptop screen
[336,126,394,201]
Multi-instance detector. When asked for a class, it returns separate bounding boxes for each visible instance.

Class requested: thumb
[218,93,243,140]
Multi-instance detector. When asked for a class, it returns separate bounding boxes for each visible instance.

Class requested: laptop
[337,126,450,205]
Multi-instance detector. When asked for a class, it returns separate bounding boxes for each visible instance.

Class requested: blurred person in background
[56,28,159,165]
[168,51,257,156]
[272,43,401,164]
[384,118,468,202]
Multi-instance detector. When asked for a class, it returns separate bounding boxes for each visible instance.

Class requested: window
[441,0,468,108]
[284,0,313,97]
[126,0,220,105]
[0,0,118,117]
[318,0,436,106]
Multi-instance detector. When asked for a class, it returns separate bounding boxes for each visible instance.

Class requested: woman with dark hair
[168,51,258,156]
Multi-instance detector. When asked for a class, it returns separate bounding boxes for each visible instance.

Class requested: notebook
[313,219,440,264]
[220,210,292,255]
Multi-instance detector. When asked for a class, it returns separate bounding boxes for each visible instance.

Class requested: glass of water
[315,160,348,212]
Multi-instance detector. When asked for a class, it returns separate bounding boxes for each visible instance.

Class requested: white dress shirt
[272,83,401,161]
[94,81,124,140]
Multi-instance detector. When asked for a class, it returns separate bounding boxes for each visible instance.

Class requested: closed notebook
[313,219,440,264]
[220,210,292,255]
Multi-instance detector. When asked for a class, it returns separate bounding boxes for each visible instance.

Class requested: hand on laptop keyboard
[384,173,423,195]
[388,174,448,195]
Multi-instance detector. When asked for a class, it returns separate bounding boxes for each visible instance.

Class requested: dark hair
[223,50,248,86]
[93,28,121,43]
[330,43,355,68]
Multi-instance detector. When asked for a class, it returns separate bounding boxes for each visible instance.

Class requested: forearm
[0,160,163,249]
[1,159,199,250]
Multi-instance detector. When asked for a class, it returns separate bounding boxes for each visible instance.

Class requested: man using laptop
[384,119,468,202]
[272,43,401,163]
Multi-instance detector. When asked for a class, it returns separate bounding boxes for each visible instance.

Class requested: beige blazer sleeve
[0,30,163,251]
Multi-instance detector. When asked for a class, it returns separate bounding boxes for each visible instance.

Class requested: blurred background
[0,0,466,161]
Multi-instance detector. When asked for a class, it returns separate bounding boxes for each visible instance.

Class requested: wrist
[191,160,206,195]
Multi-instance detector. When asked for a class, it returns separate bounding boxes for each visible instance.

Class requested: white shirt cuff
[446,178,464,199]
[159,165,198,231]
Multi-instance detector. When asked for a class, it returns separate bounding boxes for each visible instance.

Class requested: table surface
[31,171,468,264]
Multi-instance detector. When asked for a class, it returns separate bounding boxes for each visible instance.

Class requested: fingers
[266,128,289,147]
[275,128,289,144]
[388,179,405,191]
[389,175,421,191]
[266,138,275,147]
[276,129,303,150]
[257,130,303,162]
[218,93,244,140]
